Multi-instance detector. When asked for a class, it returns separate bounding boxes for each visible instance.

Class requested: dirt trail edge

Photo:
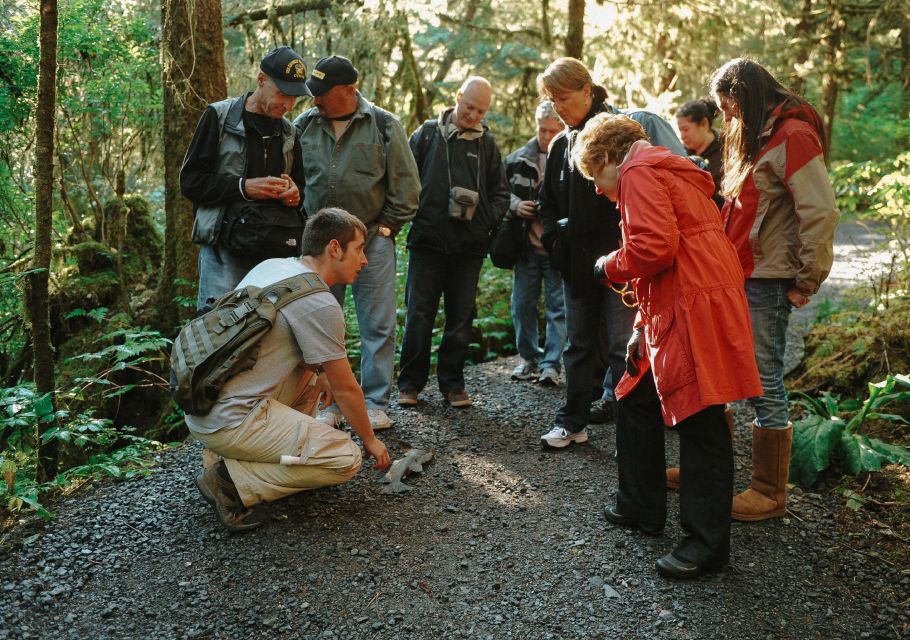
[1,221,907,640]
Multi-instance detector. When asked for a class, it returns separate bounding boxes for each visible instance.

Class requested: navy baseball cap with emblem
[306,55,359,97]
[260,46,311,97]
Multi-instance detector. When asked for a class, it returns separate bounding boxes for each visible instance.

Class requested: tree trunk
[901,11,910,125]
[565,0,585,58]
[541,0,552,48]
[400,15,429,126]
[158,0,227,329]
[28,0,59,483]
[820,1,845,156]
[790,0,815,95]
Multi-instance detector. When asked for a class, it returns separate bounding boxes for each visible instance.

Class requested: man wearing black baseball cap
[293,55,419,432]
[181,46,309,310]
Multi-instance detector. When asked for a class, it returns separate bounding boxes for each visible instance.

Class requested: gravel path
[1,222,907,640]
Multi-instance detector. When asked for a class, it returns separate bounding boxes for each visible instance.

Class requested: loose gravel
[1,222,906,639]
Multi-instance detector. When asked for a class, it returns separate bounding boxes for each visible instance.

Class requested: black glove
[625,327,644,376]
[594,255,609,282]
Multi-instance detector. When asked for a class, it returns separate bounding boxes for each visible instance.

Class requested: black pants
[616,371,733,567]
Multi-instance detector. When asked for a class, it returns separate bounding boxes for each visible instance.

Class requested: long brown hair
[710,58,826,197]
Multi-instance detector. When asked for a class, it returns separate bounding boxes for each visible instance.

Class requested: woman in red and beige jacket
[573,113,762,579]
[712,59,839,522]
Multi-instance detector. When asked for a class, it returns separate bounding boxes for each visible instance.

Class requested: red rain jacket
[604,144,762,425]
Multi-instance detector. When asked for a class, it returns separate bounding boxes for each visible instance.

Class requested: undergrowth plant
[1,311,174,519]
[790,374,910,487]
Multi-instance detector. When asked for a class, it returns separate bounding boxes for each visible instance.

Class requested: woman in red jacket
[573,113,762,579]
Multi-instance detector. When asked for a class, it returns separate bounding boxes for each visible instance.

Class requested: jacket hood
[764,97,825,141]
[620,143,715,199]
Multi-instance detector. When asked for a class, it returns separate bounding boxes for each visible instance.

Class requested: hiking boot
[443,389,472,408]
[398,389,419,407]
[367,408,392,431]
[511,358,538,381]
[603,504,663,536]
[537,367,560,387]
[195,462,262,534]
[588,400,614,424]
[540,426,589,449]
[316,408,343,428]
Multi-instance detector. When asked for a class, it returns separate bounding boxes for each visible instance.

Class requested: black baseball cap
[260,46,311,97]
[306,55,359,97]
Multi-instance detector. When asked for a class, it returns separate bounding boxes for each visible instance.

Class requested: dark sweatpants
[615,371,733,567]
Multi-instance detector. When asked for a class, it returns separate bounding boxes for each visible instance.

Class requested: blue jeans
[511,249,566,371]
[197,244,261,310]
[328,235,397,411]
[398,250,483,394]
[558,283,636,432]
[745,278,793,429]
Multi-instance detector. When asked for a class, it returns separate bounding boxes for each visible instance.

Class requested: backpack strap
[371,105,389,149]
[259,272,329,310]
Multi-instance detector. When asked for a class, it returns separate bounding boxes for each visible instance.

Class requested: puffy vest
[189,95,297,245]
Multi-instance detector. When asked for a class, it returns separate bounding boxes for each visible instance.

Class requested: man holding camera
[397,77,511,408]
[505,100,566,387]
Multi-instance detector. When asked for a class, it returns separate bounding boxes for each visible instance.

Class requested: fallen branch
[224,0,359,27]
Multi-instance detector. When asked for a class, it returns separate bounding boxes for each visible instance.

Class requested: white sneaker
[511,358,538,380]
[540,426,589,448]
[315,409,343,428]
[367,409,392,431]
[537,367,560,387]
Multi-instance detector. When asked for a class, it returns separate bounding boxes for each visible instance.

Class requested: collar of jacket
[760,97,823,142]
[567,99,609,132]
[438,107,486,141]
[224,92,295,139]
[223,93,253,136]
[515,136,542,162]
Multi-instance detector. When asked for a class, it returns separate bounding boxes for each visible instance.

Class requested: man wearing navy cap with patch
[294,55,419,432]
[181,46,311,310]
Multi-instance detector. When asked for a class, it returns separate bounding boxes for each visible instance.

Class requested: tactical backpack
[170,272,329,416]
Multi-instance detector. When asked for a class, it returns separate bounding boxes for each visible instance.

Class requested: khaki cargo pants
[194,367,362,506]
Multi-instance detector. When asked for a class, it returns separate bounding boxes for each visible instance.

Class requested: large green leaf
[840,432,889,474]
[866,438,910,467]
[790,415,844,486]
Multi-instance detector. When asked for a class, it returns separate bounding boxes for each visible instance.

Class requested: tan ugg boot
[666,405,734,490]
[731,422,793,521]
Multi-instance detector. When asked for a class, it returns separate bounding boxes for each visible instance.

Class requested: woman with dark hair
[710,58,838,521]
[573,113,762,578]
[676,98,724,209]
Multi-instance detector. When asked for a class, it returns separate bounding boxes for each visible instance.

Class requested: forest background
[0,0,909,520]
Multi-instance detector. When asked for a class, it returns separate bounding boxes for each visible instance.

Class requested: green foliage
[1,381,164,519]
[829,152,910,220]
[790,375,910,487]
[832,84,910,163]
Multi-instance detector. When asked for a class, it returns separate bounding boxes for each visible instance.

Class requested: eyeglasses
[609,281,637,308]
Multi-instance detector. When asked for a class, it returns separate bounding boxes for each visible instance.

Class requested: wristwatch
[377,224,392,238]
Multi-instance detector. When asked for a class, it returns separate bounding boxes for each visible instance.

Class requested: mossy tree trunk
[28,0,59,483]
[157,0,226,330]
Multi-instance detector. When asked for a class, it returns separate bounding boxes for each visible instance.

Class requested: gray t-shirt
[186,258,346,435]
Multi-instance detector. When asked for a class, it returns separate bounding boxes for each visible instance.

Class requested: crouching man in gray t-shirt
[188,208,391,532]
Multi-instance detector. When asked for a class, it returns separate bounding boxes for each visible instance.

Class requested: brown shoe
[732,422,792,522]
[666,405,735,491]
[398,389,419,407]
[666,467,681,490]
[195,462,263,533]
[443,389,472,408]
